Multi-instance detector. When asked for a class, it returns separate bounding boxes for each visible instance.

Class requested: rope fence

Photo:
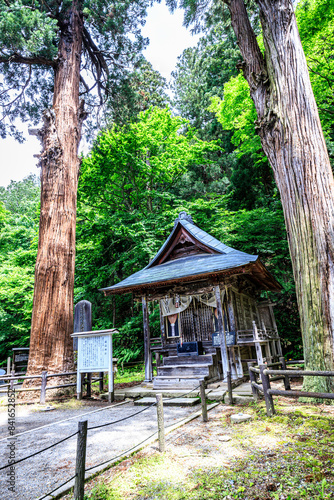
[37,474,77,500]
[2,383,207,500]
[0,431,79,472]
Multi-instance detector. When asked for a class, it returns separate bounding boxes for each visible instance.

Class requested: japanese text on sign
[78,335,109,371]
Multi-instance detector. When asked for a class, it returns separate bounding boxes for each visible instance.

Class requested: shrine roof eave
[100,254,282,297]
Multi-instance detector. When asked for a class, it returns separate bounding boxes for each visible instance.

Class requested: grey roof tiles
[100,216,259,294]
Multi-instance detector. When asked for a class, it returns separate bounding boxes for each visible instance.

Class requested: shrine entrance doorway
[179,298,214,343]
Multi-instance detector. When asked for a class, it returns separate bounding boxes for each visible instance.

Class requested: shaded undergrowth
[81,400,334,500]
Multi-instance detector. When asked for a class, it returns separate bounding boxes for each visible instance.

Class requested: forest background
[0,0,333,365]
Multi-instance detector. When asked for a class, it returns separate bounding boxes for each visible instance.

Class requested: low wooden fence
[0,371,77,403]
[248,358,334,416]
[0,359,122,401]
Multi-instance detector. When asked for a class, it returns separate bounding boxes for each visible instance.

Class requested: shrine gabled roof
[100,212,282,295]
[101,252,258,295]
[146,214,236,269]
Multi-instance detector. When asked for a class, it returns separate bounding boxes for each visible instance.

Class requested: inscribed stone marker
[74,300,92,351]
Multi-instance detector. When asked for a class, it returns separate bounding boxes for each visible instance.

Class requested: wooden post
[159,303,166,348]
[74,420,88,500]
[156,394,165,452]
[270,339,277,360]
[279,356,291,390]
[264,342,272,364]
[276,338,283,356]
[86,373,92,398]
[40,371,47,404]
[262,320,267,339]
[227,289,243,379]
[77,372,82,400]
[248,362,259,401]
[227,371,234,405]
[268,303,278,332]
[253,321,264,365]
[142,295,152,382]
[200,380,208,422]
[260,365,275,417]
[99,372,104,392]
[7,357,11,375]
[226,287,236,331]
[10,370,15,390]
[155,352,161,374]
[108,354,114,404]
[214,285,229,380]
[235,347,244,378]
[229,347,237,380]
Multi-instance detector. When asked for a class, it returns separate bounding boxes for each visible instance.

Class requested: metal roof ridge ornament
[174,211,194,226]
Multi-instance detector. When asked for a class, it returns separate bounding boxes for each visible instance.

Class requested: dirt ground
[0,396,198,500]
[69,397,334,500]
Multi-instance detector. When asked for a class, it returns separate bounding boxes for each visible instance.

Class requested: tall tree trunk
[226,0,334,391]
[26,1,85,377]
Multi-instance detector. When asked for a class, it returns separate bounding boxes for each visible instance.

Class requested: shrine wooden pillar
[214,285,229,379]
[226,288,236,332]
[253,320,264,365]
[227,288,243,378]
[142,295,153,382]
[159,302,166,348]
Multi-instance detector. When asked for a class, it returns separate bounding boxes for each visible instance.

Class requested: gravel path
[0,400,197,500]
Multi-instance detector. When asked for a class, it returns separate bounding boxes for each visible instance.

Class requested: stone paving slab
[110,386,213,400]
[134,397,200,407]
[207,391,225,401]
[107,381,252,404]
[233,382,252,395]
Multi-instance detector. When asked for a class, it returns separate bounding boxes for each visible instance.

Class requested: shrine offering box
[177,341,203,356]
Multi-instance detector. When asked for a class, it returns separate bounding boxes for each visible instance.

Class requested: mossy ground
[113,363,145,385]
[68,398,334,500]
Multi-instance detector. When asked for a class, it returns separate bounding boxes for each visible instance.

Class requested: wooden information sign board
[12,347,30,374]
[71,329,118,403]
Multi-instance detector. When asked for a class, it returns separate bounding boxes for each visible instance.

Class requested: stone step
[134,397,200,407]
[153,376,205,390]
[224,394,254,404]
[163,354,213,366]
[158,364,211,377]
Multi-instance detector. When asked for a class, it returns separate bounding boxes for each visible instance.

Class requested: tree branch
[318,107,334,116]
[82,26,111,103]
[224,0,269,119]
[0,53,56,67]
[83,27,109,75]
[2,66,32,109]
[80,75,90,93]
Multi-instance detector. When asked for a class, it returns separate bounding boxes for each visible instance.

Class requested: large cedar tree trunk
[26,2,85,377]
[226,0,334,391]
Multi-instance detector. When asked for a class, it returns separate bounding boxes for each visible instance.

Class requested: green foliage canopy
[0,176,39,362]
[208,0,334,165]
[0,0,150,139]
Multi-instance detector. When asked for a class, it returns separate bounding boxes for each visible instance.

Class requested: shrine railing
[237,327,279,343]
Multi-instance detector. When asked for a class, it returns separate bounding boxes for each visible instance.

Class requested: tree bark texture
[226,0,334,391]
[26,1,85,377]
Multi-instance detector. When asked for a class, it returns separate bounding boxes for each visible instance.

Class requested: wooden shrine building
[100,212,282,389]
